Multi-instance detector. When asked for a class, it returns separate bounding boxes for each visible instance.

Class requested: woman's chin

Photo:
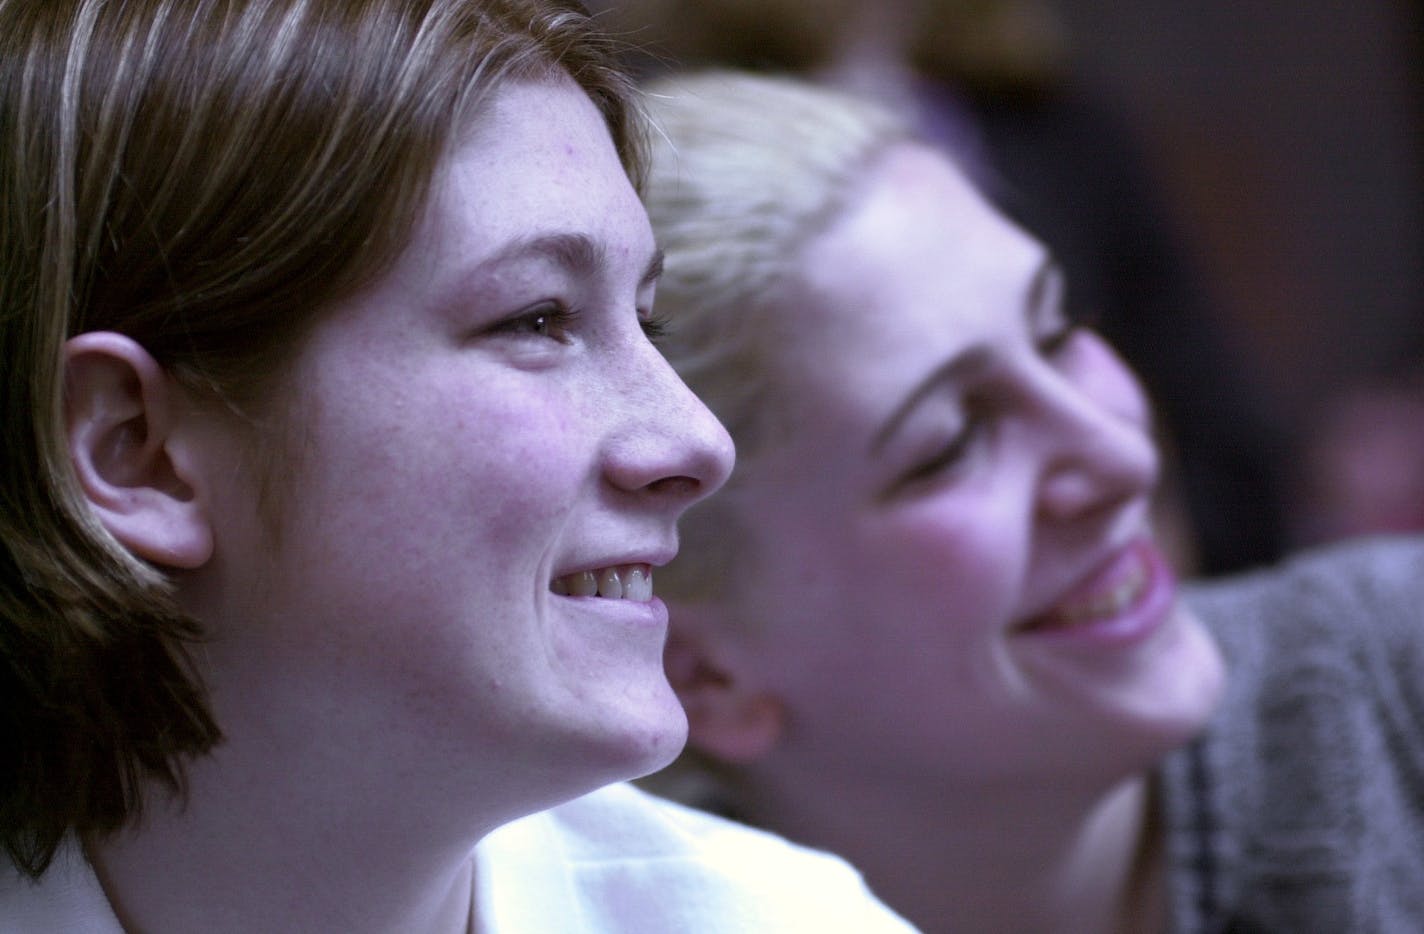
[575,690,690,786]
[1012,601,1226,774]
[1093,605,1227,758]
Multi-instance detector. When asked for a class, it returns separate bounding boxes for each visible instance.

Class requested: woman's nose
[603,343,735,508]
[1032,336,1159,523]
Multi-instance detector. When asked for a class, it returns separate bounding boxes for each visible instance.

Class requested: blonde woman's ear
[664,607,786,764]
[63,332,213,570]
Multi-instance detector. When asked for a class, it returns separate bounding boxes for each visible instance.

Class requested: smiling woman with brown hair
[0,5,917,931]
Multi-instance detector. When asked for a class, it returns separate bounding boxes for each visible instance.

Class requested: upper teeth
[1052,561,1147,624]
[551,564,653,602]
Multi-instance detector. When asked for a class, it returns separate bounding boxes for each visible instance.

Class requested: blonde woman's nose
[1033,339,1158,523]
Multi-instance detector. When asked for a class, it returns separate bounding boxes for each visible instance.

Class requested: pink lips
[1017,539,1177,646]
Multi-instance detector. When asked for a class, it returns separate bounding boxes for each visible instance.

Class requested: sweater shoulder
[1165,536,1424,930]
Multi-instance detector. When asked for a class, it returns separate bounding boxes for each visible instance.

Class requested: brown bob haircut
[0,0,643,878]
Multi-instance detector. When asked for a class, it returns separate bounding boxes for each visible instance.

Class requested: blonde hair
[641,71,909,601]
[0,0,641,878]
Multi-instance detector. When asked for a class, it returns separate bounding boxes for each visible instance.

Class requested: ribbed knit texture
[1162,535,1424,932]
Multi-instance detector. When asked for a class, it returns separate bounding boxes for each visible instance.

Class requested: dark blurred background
[1057,0,1424,400]
[1053,0,1424,558]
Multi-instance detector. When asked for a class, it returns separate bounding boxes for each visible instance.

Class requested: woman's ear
[664,602,786,764]
[64,332,213,569]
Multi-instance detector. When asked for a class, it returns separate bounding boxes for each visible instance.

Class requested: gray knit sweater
[1162,535,1424,932]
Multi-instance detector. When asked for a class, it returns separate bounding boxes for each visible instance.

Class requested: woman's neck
[85,741,489,934]
[734,765,1165,934]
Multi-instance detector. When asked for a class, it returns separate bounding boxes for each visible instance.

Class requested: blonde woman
[641,71,1424,932]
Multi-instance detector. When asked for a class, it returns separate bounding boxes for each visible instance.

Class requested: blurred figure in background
[598,0,1292,575]
[1293,370,1424,546]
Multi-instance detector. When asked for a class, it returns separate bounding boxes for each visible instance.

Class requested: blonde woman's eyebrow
[868,255,1060,457]
[869,345,992,457]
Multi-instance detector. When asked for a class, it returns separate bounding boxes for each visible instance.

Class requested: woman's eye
[639,308,670,344]
[493,303,581,343]
[1036,322,1081,357]
[1036,302,1099,358]
[893,414,985,493]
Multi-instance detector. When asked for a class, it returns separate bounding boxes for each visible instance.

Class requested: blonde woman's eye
[1036,322,1081,357]
[892,414,986,493]
[1036,303,1100,358]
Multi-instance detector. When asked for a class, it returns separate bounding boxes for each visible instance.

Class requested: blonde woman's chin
[1012,592,1227,771]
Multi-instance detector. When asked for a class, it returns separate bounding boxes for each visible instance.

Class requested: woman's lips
[1016,540,1177,645]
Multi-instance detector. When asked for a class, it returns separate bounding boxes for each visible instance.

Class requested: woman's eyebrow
[868,254,1060,457]
[475,234,663,291]
[868,346,991,456]
[481,231,606,274]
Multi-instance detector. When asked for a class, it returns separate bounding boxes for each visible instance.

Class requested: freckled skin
[180,76,734,830]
